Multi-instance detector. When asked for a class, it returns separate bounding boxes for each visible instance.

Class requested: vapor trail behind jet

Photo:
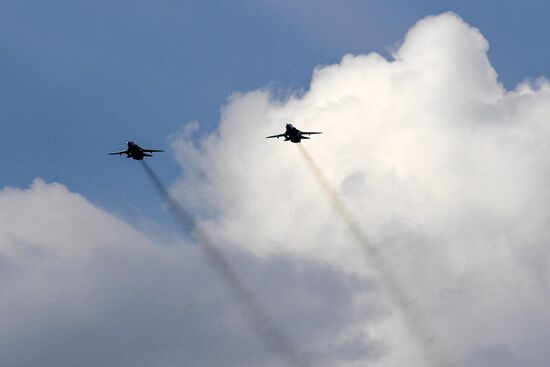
[297,144,452,367]
[141,161,308,367]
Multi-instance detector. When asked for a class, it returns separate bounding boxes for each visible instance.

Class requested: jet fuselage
[125,141,151,160]
[284,124,306,143]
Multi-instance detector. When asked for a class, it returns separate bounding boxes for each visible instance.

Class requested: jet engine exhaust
[297,144,452,367]
[140,161,308,367]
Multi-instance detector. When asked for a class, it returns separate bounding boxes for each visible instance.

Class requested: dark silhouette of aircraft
[109,141,164,160]
[266,123,322,143]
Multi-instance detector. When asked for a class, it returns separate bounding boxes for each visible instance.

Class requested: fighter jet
[109,141,164,160]
[266,123,322,143]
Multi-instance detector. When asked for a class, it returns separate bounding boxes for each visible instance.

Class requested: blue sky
[4,4,550,366]
[2,0,550,224]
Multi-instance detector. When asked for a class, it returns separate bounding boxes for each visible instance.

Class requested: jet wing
[266,133,285,139]
[109,150,128,155]
[300,131,322,135]
[142,149,164,153]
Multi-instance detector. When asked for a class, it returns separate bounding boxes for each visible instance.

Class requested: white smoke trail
[141,160,309,367]
[297,144,453,367]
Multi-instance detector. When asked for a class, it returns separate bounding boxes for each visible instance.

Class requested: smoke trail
[297,144,452,367]
[141,161,308,367]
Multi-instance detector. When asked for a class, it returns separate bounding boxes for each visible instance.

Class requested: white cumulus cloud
[0,179,380,367]
[4,11,550,367]
[172,12,550,367]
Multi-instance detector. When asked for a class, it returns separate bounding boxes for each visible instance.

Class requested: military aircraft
[266,123,322,143]
[109,141,164,160]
